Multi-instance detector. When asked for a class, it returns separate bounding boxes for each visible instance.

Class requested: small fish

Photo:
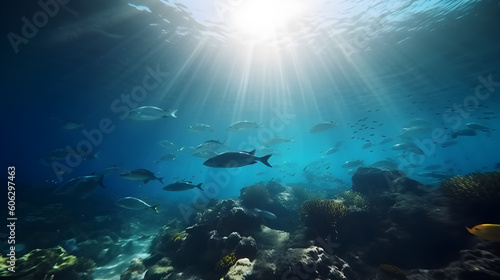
[115,197,159,213]
[325,148,338,155]
[154,153,176,163]
[163,181,203,191]
[466,123,490,132]
[203,150,272,168]
[309,121,336,133]
[362,141,373,149]
[195,139,227,151]
[128,106,177,120]
[466,224,500,241]
[451,128,477,138]
[378,138,394,145]
[342,160,364,168]
[261,137,294,146]
[253,208,277,220]
[226,121,261,132]
[187,123,215,132]
[120,169,163,184]
[158,140,178,150]
[400,126,431,138]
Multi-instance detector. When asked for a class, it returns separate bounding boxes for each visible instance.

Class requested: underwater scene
[2,0,500,279]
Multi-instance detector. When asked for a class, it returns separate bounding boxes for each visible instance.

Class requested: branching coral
[240,184,270,208]
[441,172,500,217]
[299,199,348,235]
[337,190,367,209]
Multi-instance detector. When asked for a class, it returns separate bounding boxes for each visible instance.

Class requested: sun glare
[230,0,304,41]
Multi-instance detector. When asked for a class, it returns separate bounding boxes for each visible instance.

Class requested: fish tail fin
[158,177,164,184]
[98,175,106,188]
[143,179,150,184]
[151,204,159,213]
[466,226,473,234]
[170,109,178,118]
[196,183,203,191]
[259,154,272,168]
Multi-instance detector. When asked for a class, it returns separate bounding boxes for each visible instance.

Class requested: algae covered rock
[144,257,174,280]
[0,246,78,279]
[224,258,254,280]
[351,167,405,194]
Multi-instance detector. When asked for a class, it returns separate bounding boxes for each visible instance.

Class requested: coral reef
[240,184,271,209]
[441,172,500,219]
[336,190,367,209]
[217,252,238,271]
[299,199,348,236]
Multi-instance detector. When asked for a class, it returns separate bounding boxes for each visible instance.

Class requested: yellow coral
[216,252,238,271]
[169,232,187,244]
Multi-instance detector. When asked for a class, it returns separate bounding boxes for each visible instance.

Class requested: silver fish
[128,106,177,120]
[187,123,215,132]
[120,169,163,184]
[226,121,261,132]
[115,197,159,213]
[309,121,336,133]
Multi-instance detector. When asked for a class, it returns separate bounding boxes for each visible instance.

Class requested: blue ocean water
[1,0,500,278]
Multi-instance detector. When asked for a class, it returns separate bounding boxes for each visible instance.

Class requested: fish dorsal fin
[249,149,256,155]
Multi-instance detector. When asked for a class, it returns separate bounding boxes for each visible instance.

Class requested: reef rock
[144,257,174,280]
[248,246,358,280]
[351,167,405,194]
[224,258,254,280]
[407,249,500,280]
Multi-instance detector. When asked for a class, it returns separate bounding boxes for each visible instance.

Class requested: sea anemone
[441,172,500,218]
[240,184,270,208]
[299,199,348,235]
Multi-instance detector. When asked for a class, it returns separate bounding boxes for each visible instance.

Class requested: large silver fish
[309,121,336,133]
[203,150,272,168]
[226,121,261,132]
[115,197,159,213]
[128,106,177,120]
[120,169,163,184]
